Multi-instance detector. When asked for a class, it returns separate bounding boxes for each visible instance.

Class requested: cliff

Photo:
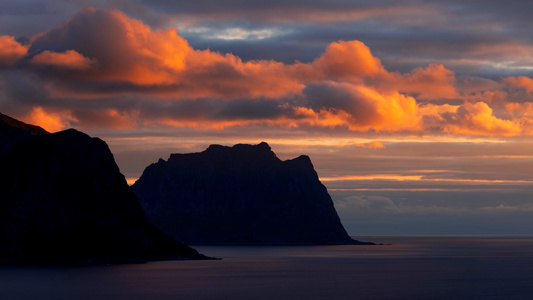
[132,142,370,245]
[0,113,207,264]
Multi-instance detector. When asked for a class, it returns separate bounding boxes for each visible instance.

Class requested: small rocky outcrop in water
[0,113,207,264]
[132,142,371,245]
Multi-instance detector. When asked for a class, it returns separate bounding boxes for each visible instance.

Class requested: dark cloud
[212,99,288,120]
[141,0,409,23]
[2,72,51,106]
[304,81,377,123]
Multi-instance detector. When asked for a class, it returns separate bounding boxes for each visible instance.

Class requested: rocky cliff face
[0,114,206,264]
[132,142,369,245]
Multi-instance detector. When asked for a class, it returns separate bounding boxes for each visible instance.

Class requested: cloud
[0,35,28,67]
[479,203,533,214]
[23,106,73,132]
[303,81,419,131]
[504,76,533,93]
[505,102,533,135]
[143,0,429,24]
[338,195,400,214]
[336,194,477,216]
[437,102,522,136]
[378,64,457,100]
[24,7,308,99]
[158,0,533,77]
[14,7,460,102]
[30,50,97,70]
[4,1,533,77]
[2,7,533,137]
[70,108,139,130]
[354,141,385,150]
[29,7,191,85]
[313,40,385,79]
[336,193,533,216]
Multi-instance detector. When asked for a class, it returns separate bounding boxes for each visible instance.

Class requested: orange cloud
[30,50,97,70]
[70,108,139,130]
[23,107,73,132]
[505,102,533,135]
[504,76,533,93]
[29,7,305,98]
[354,141,385,149]
[379,64,457,100]
[180,49,306,98]
[0,35,28,67]
[0,12,459,105]
[30,7,191,85]
[438,102,521,136]
[288,106,353,129]
[304,81,419,131]
[313,40,384,79]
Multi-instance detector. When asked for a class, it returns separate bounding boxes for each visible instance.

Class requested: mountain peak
[197,142,279,164]
[205,141,272,153]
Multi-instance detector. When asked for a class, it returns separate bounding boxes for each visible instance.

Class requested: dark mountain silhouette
[0,113,207,264]
[0,112,48,156]
[132,142,372,245]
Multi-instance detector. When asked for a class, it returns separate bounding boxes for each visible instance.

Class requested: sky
[1,0,533,235]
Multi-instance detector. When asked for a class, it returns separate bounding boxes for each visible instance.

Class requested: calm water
[2,236,533,299]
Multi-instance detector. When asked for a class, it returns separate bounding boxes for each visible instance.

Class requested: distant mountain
[132,142,371,245]
[0,113,207,264]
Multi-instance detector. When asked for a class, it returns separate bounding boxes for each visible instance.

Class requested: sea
[2,236,533,300]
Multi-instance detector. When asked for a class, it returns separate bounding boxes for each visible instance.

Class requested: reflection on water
[2,236,533,299]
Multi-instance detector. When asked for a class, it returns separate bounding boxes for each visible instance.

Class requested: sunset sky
[1,0,533,234]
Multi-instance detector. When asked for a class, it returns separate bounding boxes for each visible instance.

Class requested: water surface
[2,236,533,299]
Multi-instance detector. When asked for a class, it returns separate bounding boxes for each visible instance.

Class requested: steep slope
[132,142,370,245]
[0,114,207,264]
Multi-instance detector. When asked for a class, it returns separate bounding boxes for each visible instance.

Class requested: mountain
[0,113,207,264]
[132,142,371,245]
[0,112,48,156]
